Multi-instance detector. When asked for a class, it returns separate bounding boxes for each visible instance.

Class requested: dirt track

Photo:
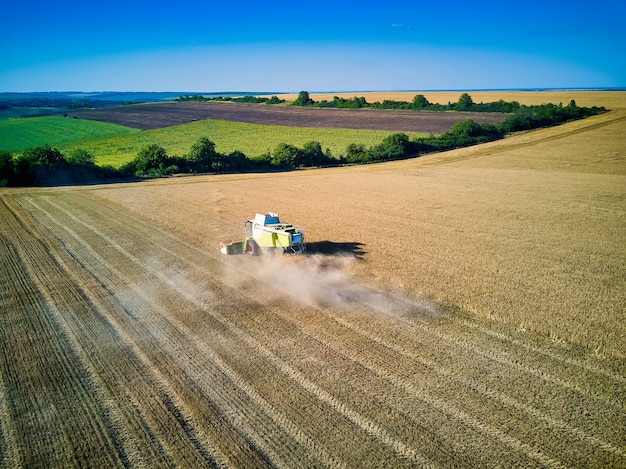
[68,101,507,132]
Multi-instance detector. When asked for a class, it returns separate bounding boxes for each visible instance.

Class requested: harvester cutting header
[220,213,306,255]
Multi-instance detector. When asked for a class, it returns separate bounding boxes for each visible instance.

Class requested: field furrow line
[265,310,567,469]
[452,316,625,384]
[377,304,621,405]
[39,194,432,466]
[0,198,127,468]
[27,194,346,468]
[9,196,241,467]
[331,314,626,460]
[22,195,295,468]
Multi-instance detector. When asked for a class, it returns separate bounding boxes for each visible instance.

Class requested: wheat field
[276,90,624,108]
[0,91,624,468]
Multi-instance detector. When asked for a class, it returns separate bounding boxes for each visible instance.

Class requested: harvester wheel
[246,239,259,256]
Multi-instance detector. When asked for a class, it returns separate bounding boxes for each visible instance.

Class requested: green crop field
[1,115,425,167]
[0,116,139,153]
[56,119,424,167]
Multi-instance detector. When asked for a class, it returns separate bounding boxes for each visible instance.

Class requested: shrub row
[290,91,606,129]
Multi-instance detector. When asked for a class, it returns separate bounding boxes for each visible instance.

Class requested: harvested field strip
[237,303,622,467]
[384,309,625,406]
[452,316,626,386]
[0,199,125,468]
[331,310,626,444]
[19,196,318,467]
[329,315,625,459]
[32,193,429,466]
[3,197,223,467]
[36,191,619,464]
[272,317,565,468]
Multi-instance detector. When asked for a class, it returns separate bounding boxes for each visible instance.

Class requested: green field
[60,120,425,167]
[0,116,139,153]
[1,116,424,167]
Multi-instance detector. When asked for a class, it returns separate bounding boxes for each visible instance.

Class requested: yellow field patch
[276,90,626,109]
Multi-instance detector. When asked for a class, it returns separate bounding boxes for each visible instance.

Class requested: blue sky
[1,0,624,92]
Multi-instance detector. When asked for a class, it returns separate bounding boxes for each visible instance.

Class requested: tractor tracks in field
[14,196,326,467]
[8,191,626,468]
[32,193,429,467]
[46,193,626,463]
[238,299,624,466]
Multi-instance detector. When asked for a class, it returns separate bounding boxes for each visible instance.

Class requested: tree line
[180,90,606,132]
[292,91,605,122]
[0,94,606,186]
[176,95,286,104]
[0,119,506,186]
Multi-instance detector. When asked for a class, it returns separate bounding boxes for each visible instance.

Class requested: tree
[412,94,430,109]
[293,90,314,106]
[14,145,65,185]
[301,141,327,166]
[134,144,169,173]
[455,93,474,111]
[271,143,301,168]
[222,150,249,172]
[0,150,14,186]
[187,137,218,172]
[377,133,410,159]
[500,107,535,132]
[450,119,482,137]
[346,143,367,163]
[67,149,96,167]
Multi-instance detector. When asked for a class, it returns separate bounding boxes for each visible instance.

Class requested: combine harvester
[220,212,306,255]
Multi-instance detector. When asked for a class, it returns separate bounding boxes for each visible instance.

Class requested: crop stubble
[1,92,624,467]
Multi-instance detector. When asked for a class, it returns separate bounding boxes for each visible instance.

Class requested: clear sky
[1,0,625,92]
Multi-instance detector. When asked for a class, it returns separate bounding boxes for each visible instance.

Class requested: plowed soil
[68,101,507,132]
[1,92,624,468]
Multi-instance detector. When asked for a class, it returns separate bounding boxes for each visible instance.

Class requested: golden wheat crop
[277,90,626,108]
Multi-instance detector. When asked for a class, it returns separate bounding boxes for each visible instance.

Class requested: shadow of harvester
[305,241,367,260]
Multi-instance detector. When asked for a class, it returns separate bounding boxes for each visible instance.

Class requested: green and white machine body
[220,212,306,255]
